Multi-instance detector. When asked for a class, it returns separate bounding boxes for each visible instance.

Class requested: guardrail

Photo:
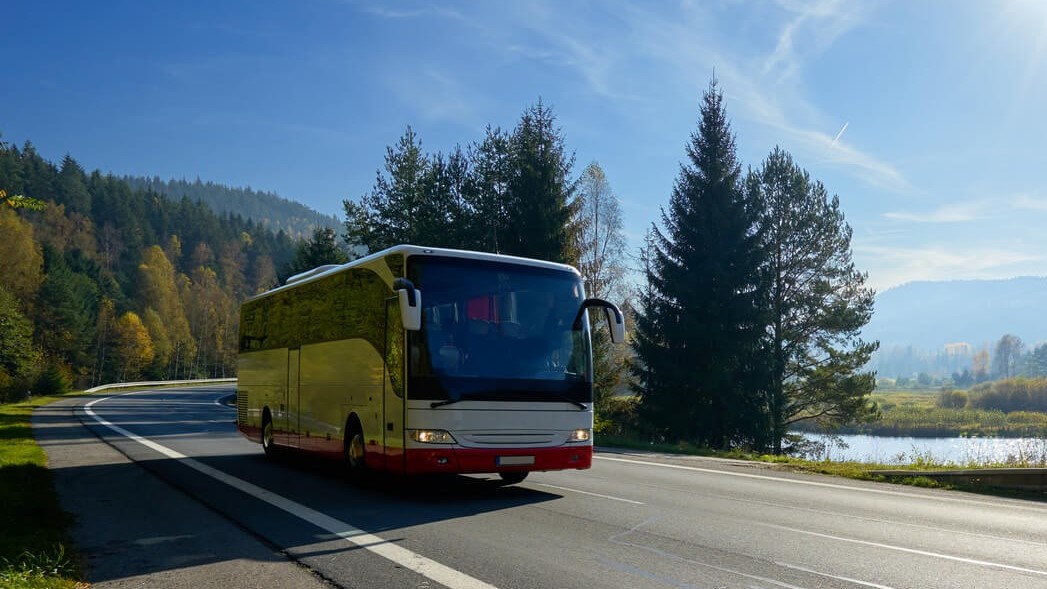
[84,378,237,394]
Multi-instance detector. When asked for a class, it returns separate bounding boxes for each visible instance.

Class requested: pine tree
[632,81,768,449]
[343,127,432,253]
[423,146,476,249]
[746,147,878,453]
[501,100,580,265]
[284,227,350,279]
[467,126,513,253]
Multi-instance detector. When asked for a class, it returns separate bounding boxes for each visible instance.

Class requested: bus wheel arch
[344,414,367,474]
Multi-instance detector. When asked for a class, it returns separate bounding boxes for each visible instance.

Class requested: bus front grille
[458,432,560,447]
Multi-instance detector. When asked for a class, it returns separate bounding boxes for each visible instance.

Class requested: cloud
[614,2,911,193]
[355,1,910,192]
[856,243,1043,291]
[386,68,477,128]
[883,201,994,223]
[1011,193,1047,211]
[764,0,870,83]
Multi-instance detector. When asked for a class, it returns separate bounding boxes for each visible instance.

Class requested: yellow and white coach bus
[236,245,624,484]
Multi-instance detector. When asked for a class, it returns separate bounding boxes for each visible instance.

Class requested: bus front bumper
[404,445,592,474]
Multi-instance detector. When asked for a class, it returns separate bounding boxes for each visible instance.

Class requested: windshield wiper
[430,397,462,408]
[552,394,588,410]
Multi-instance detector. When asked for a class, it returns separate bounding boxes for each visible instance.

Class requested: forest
[122,175,341,241]
[0,140,298,399]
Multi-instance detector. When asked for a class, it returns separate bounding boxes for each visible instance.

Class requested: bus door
[383,298,406,472]
[282,347,301,448]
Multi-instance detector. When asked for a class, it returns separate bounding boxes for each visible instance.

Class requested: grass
[596,432,1047,498]
[789,388,1047,438]
[0,394,82,589]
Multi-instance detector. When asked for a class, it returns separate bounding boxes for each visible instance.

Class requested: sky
[4,0,1047,292]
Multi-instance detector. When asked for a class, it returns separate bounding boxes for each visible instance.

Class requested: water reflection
[795,432,1047,466]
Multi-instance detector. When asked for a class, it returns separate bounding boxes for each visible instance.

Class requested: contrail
[831,121,849,148]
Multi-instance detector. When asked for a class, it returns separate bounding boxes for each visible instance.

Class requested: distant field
[792,386,1047,438]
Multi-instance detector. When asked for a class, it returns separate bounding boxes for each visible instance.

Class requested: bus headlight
[409,429,457,444]
[568,428,592,442]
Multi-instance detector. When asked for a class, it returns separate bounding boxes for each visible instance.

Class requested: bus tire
[261,409,277,458]
[344,417,367,477]
[498,471,528,485]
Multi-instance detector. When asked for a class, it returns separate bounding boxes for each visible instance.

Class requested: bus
[235,245,624,484]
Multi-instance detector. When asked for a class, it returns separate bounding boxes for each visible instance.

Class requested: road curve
[47,385,1047,589]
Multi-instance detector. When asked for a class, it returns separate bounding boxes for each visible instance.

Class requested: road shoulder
[33,397,333,589]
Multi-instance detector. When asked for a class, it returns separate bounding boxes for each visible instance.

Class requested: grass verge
[0,395,82,589]
[596,434,1047,499]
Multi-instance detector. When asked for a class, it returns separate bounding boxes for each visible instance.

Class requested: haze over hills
[123,176,342,241]
[864,277,1047,350]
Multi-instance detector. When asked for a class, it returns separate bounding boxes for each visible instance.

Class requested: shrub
[594,396,642,437]
[34,363,72,396]
[968,377,1047,413]
[937,389,968,409]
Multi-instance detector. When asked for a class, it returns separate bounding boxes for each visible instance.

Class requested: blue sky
[4,0,1047,292]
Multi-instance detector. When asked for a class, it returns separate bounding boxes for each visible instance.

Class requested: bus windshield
[407,255,592,394]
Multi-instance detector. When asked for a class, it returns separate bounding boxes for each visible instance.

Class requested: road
[49,385,1047,589]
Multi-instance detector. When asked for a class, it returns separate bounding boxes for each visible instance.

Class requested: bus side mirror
[573,298,626,344]
[393,278,422,331]
[604,306,626,344]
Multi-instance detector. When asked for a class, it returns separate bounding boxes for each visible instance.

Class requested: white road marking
[774,562,898,589]
[84,392,500,589]
[534,483,644,504]
[608,518,810,589]
[765,523,1047,578]
[594,455,1047,511]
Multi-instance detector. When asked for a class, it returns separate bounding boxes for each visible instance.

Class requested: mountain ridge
[122,175,342,241]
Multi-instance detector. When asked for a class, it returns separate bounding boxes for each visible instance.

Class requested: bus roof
[248,245,582,303]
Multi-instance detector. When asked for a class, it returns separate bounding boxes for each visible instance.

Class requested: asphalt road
[41,385,1047,589]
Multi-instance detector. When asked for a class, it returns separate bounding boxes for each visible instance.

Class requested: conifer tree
[746,148,878,453]
[344,127,433,253]
[501,100,580,265]
[467,126,513,253]
[632,81,768,449]
[284,227,349,279]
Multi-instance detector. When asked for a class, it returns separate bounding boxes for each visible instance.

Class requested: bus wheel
[344,419,367,476]
[498,472,528,485]
[261,411,277,458]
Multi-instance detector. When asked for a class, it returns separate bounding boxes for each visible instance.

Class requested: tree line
[339,84,877,455]
[123,175,342,241]
[0,140,299,399]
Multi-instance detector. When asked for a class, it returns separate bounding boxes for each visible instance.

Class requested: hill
[122,176,341,241]
[0,141,298,395]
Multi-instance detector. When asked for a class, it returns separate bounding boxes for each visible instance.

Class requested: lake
[795,432,1047,466]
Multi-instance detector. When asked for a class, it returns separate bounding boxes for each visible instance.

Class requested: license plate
[497,456,535,466]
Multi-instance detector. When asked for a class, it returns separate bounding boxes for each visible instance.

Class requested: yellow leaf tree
[114,311,155,381]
